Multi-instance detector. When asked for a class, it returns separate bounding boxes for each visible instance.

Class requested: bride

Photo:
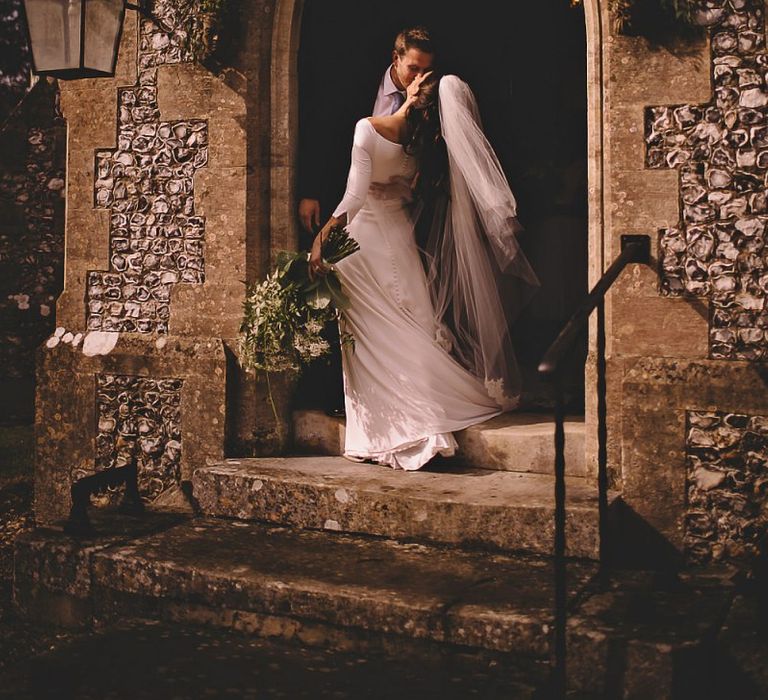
[309,72,538,471]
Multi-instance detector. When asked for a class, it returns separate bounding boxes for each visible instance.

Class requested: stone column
[34,1,273,524]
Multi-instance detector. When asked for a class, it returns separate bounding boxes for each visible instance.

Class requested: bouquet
[238,224,359,374]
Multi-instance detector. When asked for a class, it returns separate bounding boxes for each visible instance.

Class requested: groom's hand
[370,176,413,203]
[299,199,321,233]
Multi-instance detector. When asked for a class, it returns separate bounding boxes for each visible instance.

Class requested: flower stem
[264,369,283,448]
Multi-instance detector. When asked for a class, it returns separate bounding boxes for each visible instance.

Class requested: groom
[298,26,435,232]
[297,26,435,416]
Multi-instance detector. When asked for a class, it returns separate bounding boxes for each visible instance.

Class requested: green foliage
[239,225,359,374]
[178,0,229,63]
[657,0,698,23]
[197,0,224,12]
[611,0,705,43]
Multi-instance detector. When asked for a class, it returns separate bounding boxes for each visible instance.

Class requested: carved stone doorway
[273,0,600,412]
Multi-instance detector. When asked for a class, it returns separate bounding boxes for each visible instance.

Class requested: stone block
[13,510,185,626]
[611,36,708,100]
[612,296,709,358]
[717,594,768,696]
[169,281,246,338]
[293,410,587,476]
[567,568,733,696]
[610,167,681,232]
[455,413,586,475]
[292,409,345,455]
[62,100,118,150]
[61,207,111,262]
[617,356,768,555]
[34,335,226,525]
[88,518,597,655]
[11,518,735,696]
[192,456,603,558]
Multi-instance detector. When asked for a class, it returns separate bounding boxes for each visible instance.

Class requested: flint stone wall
[36,336,225,523]
[685,410,768,563]
[604,0,768,564]
[653,0,768,361]
[87,7,209,335]
[34,0,278,524]
[91,374,184,506]
[0,0,30,122]
[34,0,768,564]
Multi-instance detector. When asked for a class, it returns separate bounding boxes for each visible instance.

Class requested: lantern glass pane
[83,0,124,74]
[24,0,82,71]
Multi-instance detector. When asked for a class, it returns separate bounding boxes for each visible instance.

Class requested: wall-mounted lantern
[22,0,150,79]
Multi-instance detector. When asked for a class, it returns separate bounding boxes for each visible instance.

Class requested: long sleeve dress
[331,118,503,470]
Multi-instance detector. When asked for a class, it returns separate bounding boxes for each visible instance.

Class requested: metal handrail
[537,233,651,696]
[539,235,651,376]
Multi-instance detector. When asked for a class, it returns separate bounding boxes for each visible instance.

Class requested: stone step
[192,456,602,558]
[53,518,597,658]
[292,410,587,476]
[13,515,733,697]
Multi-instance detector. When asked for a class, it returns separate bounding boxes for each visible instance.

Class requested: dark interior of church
[298,0,588,409]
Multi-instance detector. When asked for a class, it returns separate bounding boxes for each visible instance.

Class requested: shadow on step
[604,499,684,572]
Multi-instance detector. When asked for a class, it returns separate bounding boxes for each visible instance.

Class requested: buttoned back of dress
[332,119,416,223]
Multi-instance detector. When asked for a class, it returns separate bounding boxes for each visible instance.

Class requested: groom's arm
[297,89,332,232]
[296,12,339,233]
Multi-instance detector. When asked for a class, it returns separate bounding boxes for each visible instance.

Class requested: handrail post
[597,297,609,577]
[553,369,567,696]
[547,298,613,696]
[537,233,651,696]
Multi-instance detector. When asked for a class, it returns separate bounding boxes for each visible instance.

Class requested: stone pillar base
[34,334,227,526]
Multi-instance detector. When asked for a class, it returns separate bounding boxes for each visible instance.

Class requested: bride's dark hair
[404,73,448,202]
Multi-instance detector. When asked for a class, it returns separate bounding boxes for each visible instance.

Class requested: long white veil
[422,75,539,409]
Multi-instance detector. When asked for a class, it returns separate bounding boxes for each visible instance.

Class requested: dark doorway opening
[297,0,588,411]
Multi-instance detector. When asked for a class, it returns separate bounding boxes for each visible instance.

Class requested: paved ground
[0,425,80,684]
[0,619,548,699]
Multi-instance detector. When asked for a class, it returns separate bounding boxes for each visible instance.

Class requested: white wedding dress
[332,118,503,470]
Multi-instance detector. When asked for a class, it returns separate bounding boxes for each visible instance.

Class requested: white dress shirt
[372,66,406,117]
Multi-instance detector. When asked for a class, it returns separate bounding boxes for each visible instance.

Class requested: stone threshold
[293,410,587,476]
[192,456,603,559]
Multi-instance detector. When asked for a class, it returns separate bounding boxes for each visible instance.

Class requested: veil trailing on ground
[422,75,539,409]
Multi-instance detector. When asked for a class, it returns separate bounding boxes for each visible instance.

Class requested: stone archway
[269,0,304,259]
[271,0,606,258]
[269,0,607,464]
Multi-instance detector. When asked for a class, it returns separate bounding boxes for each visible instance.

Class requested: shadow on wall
[0,79,66,426]
[607,499,685,572]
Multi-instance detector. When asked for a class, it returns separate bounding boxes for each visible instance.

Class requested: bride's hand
[309,232,329,281]
[405,70,433,106]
